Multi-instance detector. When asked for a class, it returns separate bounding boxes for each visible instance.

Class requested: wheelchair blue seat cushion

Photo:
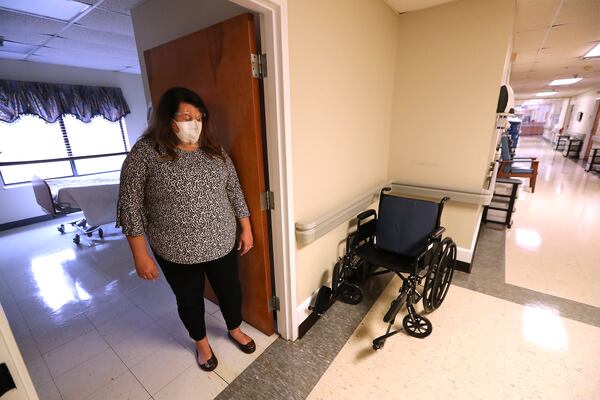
[376,195,439,258]
[353,243,418,273]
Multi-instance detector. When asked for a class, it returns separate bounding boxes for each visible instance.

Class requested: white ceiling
[0,0,144,74]
[511,0,600,99]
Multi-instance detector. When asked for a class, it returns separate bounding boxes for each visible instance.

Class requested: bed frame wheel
[73,235,81,245]
[98,228,104,238]
[58,224,65,234]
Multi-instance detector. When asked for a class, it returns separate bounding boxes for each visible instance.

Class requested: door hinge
[251,53,267,79]
[268,296,280,312]
[260,190,275,211]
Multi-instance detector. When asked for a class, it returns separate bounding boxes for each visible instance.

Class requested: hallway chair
[497,135,539,193]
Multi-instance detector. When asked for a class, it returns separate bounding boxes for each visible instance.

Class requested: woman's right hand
[134,254,159,281]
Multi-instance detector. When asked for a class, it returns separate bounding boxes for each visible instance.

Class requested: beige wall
[288,0,399,303]
[387,0,515,250]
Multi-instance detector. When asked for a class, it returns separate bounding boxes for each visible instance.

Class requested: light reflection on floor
[30,248,92,311]
[522,305,568,351]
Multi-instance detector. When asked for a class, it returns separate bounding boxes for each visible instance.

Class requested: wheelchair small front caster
[57,224,65,234]
[402,314,432,338]
[73,235,81,245]
[372,340,384,350]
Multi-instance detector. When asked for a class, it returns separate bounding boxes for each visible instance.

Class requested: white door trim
[228,0,298,340]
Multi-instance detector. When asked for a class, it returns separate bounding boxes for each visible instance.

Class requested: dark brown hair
[142,87,224,161]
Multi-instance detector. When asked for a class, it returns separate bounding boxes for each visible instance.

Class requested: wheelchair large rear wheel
[402,314,432,338]
[331,259,344,295]
[431,238,456,309]
[422,241,443,313]
[332,258,363,305]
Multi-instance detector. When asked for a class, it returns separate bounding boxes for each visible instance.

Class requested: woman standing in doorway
[116,87,256,372]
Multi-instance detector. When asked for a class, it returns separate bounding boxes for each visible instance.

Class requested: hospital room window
[0,115,129,185]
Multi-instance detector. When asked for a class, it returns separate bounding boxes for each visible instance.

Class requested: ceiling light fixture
[549,77,582,86]
[0,0,89,21]
[536,91,557,97]
[583,43,600,59]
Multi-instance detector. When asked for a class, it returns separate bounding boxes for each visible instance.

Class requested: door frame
[229,0,298,340]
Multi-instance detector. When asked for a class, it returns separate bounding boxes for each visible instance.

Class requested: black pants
[153,248,242,341]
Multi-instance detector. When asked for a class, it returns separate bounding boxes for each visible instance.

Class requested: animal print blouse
[116,137,250,264]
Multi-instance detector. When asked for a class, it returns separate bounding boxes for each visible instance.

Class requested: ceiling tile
[514,50,539,64]
[516,0,561,32]
[34,46,138,66]
[545,19,600,48]
[75,8,135,37]
[1,40,36,54]
[514,29,546,52]
[98,0,146,15]
[29,53,132,72]
[59,25,137,50]
[0,9,66,35]
[555,0,600,25]
[45,36,138,60]
[0,28,50,46]
[538,43,594,60]
[0,50,27,60]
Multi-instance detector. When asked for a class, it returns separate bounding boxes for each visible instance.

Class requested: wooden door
[144,13,274,335]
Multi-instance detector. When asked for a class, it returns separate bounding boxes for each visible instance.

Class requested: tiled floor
[307,280,600,400]
[0,218,277,400]
[504,137,600,307]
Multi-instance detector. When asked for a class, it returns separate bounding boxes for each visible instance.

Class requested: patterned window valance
[0,79,131,123]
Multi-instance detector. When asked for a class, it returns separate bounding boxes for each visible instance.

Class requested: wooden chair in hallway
[497,135,539,193]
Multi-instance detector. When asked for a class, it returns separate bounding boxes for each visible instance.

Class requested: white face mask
[174,120,202,144]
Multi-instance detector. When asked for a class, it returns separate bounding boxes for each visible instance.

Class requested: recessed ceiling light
[536,91,557,97]
[583,43,600,59]
[549,78,582,86]
[0,0,89,21]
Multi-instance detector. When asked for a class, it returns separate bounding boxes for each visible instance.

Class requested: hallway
[505,136,600,307]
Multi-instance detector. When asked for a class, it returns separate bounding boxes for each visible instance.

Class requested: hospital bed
[31,171,120,244]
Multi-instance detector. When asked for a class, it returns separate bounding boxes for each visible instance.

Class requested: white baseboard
[457,246,473,263]
[457,208,484,264]
[297,293,315,327]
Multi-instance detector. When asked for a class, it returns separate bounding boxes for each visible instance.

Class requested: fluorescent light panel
[536,91,557,97]
[0,0,89,21]
[549,78,582,86]
[584,43,600,58]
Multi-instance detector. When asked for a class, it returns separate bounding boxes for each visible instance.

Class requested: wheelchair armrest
[428,227,445,241]
[357,209,376,221]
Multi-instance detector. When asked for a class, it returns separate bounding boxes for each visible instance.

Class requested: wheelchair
[333,187,456,350]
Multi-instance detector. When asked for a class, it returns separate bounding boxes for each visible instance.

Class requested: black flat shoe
[196,348,218,371]
[228,332,256,354]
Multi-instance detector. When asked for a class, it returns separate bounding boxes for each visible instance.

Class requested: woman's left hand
[238,217,254,255]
